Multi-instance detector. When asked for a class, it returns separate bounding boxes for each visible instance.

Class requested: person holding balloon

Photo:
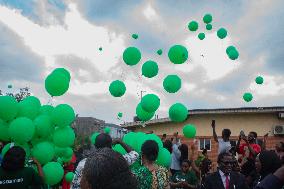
[0,146,44,189]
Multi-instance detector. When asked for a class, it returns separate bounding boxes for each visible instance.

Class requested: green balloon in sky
[136,103,155,122]
[52,68,71,82]
[168,45,188,64]
[117,112,123,118]
[156,148,171,168]
[206,24,212,30]
[203,14,213,24]
[99,47,103,51]
[188,21,198,31]
[183,124,197,138]
[157,49,163,55]
[255,76,264,84]
[45,71,70,97]
[18,96,41,120]
[0,119,10,141]
[163,75,182,93]
[34,115,53,138]
[198,33,205,40]
[32,141,55,165]
[141,94,160,113]
[52,104,75,127]
[123,47,142,66]
[39,105,54,116]
[9,117,35,144]
[53,126,75,148]
[132,34,139,39]
[226,46,239,60]
[109,80,126,97]
[43,162,64,185]
[217,28,228,39]
[142,60,159,78]
[65,172,74,183]
[243,92,253,102]
[122,132,136,149]
[0,96,18,121]
[169,103,188,122]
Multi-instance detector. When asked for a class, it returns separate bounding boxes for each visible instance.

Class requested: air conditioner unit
[273,125,284,135]
[278,112,284,119]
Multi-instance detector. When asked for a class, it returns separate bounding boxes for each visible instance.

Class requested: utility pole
[140,90,146,101]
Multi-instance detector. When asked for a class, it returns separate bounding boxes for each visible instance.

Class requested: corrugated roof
[121,106,284,128]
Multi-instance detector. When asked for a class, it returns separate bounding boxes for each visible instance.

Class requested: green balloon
[0,119,10,141]
[136,103,155,121]
[156,148,171,168]
[65,172,74,183]
[243,93,253,102]
[168,45,188,64]
[62,155,72,163]
[54,146,68,158]
[90,132,99,145]
[226,46,239,60]
[217,28,227,39]
[135,132,148,152]
[118,112,123,118]
[45,72,70,97]
[52,68,71,82]
[34,115,53,138]
[163,75,182,93]
[183,124,196,138]
[123,47,142,66]
[112,144,127,155]
[9,117,35,144]
[169,103,188,122]
[132,34,138,39]
[141,94,160,113]
[255,76,264,84]
[43,162,64,185]
[157,49,163,55]
[8,84,12,89]
[104,127,111,134]
[109,80,126,97]
[52,104,75,127]
[63,147,73,159]
[122,132,136,149]
[146,134,163,150]
[53,126,75,147]
[142,61,159,78]
[32,142,55,165]
[57,157,64,165]
[206,24,212,30]
[39,105,54,116]
[18,143,31,158]
[18,96,41,120]
[198,33,205,40]
[203,14,213,24]
[99,47,103,51]
[188,21,198,31]
[0,96,18,121]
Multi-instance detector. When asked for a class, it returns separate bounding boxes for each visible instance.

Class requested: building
[105,123,128,138]
[122,106,284,166]
[72,116,105,137]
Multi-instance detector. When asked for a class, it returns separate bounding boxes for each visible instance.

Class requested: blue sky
[0,0,284,124]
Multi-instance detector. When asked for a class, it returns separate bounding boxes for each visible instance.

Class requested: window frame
[198,138,212,151]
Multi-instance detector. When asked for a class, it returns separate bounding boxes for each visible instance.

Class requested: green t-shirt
[0,167,43,189]
[171,170,198,189]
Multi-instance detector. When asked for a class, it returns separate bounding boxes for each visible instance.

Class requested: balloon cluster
[0,68,76,186]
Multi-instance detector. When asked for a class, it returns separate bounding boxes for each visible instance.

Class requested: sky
[0,0,284,124]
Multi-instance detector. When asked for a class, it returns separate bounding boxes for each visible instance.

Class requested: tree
[1,87,31,102]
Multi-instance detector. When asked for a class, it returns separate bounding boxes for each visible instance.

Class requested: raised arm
[211,120,218,143]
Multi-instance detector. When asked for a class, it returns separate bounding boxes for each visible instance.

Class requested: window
[198,139,211,151]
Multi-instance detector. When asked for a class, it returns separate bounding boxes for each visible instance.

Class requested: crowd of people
[0,121,284,189]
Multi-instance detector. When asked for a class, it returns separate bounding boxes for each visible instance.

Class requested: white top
[219,169,230,189]
[218,138,231,154]
[170,143,181,170]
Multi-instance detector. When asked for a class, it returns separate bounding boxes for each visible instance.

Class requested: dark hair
[249,131,257,138]
[141,140,159,162]
[179,144,189,165]
[182,159,191,166]
[82,148,137,189]
[202,148,207,155]
[162,134,167,137]
[222,129,231,137]
[1,146,26,171]
[163,140,172,153]
[258,150,282,178]
[95,133,112,149]
[217,152,232,163]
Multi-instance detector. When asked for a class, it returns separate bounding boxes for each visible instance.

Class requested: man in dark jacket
[202,152,249,189]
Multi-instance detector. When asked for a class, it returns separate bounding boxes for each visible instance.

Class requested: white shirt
[170,143,181,170]
[218,138,231,154]
[219,169,230,189]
